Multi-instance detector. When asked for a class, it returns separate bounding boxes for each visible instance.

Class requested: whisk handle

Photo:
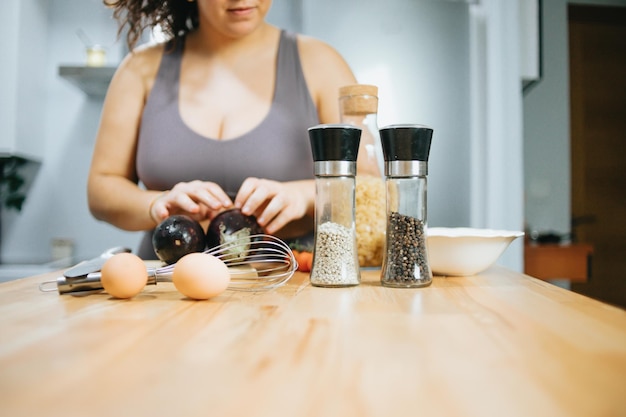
[55,273,104,294]
[52,270,158,295]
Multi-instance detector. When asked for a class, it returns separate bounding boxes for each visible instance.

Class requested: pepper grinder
[308,124,361,287]
[380,124,434,288]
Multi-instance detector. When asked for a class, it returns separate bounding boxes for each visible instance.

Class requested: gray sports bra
[135,30,319,259]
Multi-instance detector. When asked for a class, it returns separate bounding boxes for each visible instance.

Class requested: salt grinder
[308,124,361,287]
[380,124,434,288]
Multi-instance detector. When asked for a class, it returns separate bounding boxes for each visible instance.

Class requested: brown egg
[101,253,148,299]
[172,253,230,300]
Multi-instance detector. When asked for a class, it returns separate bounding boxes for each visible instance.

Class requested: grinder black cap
[308,124,361,162]
[380,124,433,162]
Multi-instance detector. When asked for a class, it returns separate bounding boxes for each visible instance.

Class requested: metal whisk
[41,234,298,295]
[156,234,298,292]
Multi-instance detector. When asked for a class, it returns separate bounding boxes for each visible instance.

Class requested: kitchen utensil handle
[55,273,105,294]
[54,270,157,295]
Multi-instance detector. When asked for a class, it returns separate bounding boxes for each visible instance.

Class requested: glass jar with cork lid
[339,84,386,268]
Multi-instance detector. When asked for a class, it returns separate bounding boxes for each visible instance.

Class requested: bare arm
[88,44,237,231]
[87,47,161,231]
[297,34,356,125]
[298,35,379,176]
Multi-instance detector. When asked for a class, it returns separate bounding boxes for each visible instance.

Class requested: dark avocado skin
[152,215,206,265]
[205,208,263,250]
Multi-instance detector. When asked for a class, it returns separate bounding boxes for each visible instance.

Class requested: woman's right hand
[149,180,233,225]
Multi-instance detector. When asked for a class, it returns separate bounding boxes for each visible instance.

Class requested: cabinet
[524,243,593,283]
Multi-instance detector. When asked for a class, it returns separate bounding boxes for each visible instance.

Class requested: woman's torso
[135,30,319,258]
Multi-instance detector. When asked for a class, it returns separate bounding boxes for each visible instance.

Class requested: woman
[88,0,373,259]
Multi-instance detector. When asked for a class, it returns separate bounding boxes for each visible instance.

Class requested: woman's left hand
[234,177,314,235]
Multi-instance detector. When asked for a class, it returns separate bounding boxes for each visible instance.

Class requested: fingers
[150,177,310,235]
[150,194,170,223]
[153,181,233,223]
[155,178,310,235]
[173,181,231,211]
[236,178,308,234]
[234,177,260,214]
[257,195,285,233]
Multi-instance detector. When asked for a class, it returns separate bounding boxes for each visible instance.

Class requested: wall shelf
[58,65,116,98]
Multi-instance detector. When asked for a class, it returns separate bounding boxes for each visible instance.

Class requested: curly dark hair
[103,0,199,51]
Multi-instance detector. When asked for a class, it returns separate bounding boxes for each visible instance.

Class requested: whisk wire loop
[157,234,298,292]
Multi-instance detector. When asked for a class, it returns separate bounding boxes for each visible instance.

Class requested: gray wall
[2,0,474,265]
[300,0,471,229]
[4,0,538,273]
[2,0,133,264]
[15,0,626,271]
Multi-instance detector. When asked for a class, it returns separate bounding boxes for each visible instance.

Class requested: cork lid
[339,84,378,115]
[339,84,378,97]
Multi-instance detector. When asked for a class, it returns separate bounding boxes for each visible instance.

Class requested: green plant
[0,156,28,211]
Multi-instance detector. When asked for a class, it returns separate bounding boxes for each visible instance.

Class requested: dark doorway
[569,4,626,308]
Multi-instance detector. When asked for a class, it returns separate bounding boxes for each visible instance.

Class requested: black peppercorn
[381,212,431,287]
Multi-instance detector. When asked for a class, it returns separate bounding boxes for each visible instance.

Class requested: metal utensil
[63,246,132,278]
[40,234,297,295]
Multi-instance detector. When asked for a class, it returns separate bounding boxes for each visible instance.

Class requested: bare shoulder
[296,34,353,79]
[110,41,166,96]
[296,34,356,123]
[99,41,168,137]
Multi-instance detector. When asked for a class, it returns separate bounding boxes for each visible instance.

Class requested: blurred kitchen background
[1,0,625,307]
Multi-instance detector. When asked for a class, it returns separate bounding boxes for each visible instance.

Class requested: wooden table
[1,267,625,417]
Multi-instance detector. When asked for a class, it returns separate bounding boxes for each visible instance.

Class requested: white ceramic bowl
[426,227,524,276]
